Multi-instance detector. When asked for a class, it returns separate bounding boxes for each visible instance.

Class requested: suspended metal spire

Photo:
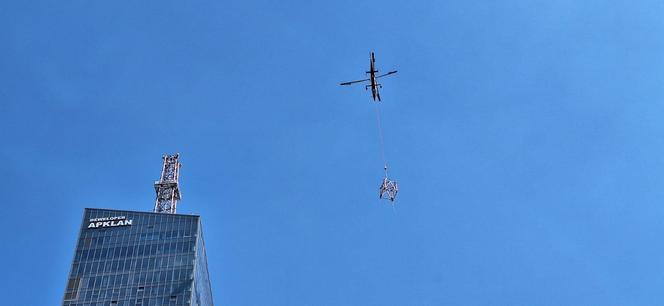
[153,153,182,214]
[379,165,398,202]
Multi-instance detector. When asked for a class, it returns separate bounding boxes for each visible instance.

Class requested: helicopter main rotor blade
[339,78,371,85]
[376,70,398,79]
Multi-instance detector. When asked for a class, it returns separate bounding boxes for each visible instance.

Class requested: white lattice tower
[153,153,182,214]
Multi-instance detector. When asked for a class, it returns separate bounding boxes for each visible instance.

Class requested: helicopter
[339,52,397,102]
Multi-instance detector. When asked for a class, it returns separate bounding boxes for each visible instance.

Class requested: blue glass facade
[62,208,214,306]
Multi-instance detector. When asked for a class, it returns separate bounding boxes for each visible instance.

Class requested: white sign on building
[87,216,133,229]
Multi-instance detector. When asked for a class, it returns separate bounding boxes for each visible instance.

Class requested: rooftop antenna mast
[153,153,182,214]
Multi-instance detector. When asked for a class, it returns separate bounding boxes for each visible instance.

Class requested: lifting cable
[374,103,388,175]
[375,103,398,203]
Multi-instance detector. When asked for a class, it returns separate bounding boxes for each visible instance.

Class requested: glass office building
[62,208,214,306]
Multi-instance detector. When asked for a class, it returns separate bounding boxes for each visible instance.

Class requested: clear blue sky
[1,0,664,305]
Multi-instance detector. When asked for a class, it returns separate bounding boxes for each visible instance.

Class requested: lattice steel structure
[379,176,398,202]
[379,165,398,202]
[154,153,182,214]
